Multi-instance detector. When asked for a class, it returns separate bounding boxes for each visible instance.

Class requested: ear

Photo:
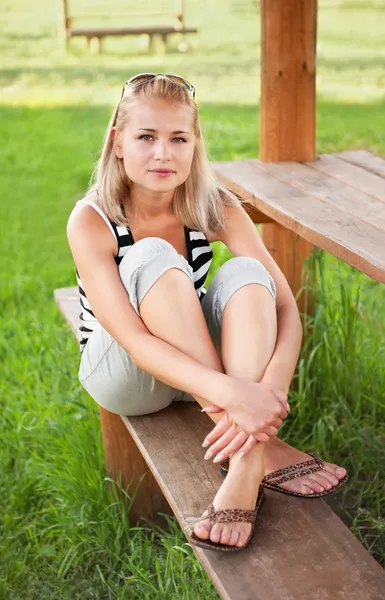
[111,127,123,159]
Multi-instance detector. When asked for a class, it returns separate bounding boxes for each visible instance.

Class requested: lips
[150,169,175,173]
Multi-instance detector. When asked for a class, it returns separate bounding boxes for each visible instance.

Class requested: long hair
[85,75,241,235]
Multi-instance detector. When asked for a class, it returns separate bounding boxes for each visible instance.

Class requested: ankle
[230,450,265,476]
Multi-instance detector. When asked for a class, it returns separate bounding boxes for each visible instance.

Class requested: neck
[125,184,175,220]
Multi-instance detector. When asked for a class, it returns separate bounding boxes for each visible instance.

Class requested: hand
[204,379,289,441]
[202,412,259,462]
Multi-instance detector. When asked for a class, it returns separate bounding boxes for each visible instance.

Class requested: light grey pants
[78,237,276,416]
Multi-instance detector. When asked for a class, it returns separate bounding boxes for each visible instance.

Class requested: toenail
[319,487,324,492]
[336,468,345,475]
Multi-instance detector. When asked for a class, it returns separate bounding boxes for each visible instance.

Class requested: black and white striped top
[75,199,213,353]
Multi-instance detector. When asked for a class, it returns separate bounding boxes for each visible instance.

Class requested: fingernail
[204,450,214,460]
[201,407,209,413]
[202,440,210,448]
[213,454,224,463]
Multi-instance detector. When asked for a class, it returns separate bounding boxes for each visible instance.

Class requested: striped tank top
[75,199,213,353]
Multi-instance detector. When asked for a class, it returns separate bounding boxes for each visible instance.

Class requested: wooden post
[176,0,185,28]
[260,0,317,317]
[99,407,170,525]
[58,0,71,51]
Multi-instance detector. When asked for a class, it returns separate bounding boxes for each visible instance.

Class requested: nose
[153,139,171,161]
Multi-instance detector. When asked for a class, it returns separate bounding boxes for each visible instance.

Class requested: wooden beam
[260,0,317,318]
[260,0,317,162]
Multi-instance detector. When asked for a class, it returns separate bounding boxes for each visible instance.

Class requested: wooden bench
[58,0,198,53]
[54,148,385,598]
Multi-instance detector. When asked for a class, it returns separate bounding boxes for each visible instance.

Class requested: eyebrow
[136,128,192,136]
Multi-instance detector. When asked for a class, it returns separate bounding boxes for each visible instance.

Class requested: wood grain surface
[213,151,385,283]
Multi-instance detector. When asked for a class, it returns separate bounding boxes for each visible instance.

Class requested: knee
[216,256,277,302]
[118,237,194,315]
[119,237,177,274]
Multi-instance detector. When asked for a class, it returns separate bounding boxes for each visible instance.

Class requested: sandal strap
[206,503,257,525]
[262,453,324,483]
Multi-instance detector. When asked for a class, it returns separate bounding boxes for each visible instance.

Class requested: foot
[193,452,263,548]
[263,438,347,495]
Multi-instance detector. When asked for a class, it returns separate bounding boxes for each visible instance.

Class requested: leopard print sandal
[190,487,265,552]
[220,453,348,499]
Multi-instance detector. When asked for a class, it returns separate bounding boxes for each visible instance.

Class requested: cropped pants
[78,237,277,416]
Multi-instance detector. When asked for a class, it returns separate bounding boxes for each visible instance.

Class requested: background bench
[58,0,198,53]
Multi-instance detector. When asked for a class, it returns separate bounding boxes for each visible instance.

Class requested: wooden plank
[260,0,317,162]
[253,158,385,231]
[56,286,385,598]
[70,26,197,37]
[305,154,385,203]
[335,150,385,180]
[212,160,385,283]
[125,402,385,600]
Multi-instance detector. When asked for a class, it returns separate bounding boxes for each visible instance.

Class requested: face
[113,97,195,195]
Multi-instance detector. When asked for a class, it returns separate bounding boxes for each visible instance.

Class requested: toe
[193,518,211,540]
[309,473,333,491]
[229,528,239,546]
[219,524,231,546]
[300,482,315,495]
[319,468,339,487]
[210,523,222,544]
[324,462,347,480]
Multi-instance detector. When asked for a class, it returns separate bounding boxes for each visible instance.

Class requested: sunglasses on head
[112,72,196,127]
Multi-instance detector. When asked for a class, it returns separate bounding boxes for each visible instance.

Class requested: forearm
[262,303,303,393]
[131,332,234,409]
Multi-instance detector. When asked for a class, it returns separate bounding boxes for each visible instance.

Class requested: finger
[272,418,283,429]
[212,431,249,462]
[277,403,288,420]
[254,432,270,443]
[201,404,225,414]
[237,435,258,457]
[202,416,232,447]
[263,426,279,438]
[275,391,290,413]
[207,424,242,457]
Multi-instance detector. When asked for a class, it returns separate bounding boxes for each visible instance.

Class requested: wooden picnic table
[213,150,385,286]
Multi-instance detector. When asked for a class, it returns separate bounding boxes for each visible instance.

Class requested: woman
[67,73,347,552]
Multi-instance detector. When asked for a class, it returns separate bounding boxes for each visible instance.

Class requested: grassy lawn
[1,1,384,598]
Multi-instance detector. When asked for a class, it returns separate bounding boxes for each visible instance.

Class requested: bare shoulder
[66,192,118,260]
[209,202,247,243]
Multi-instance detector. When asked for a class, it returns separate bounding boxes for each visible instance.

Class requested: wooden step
[55,286,385,600]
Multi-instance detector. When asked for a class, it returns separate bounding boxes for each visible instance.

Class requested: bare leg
[141,272,277,546]
[194,284,277,546]
[140,270,346,545]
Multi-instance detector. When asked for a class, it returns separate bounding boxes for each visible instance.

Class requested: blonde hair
[85,75,241,235]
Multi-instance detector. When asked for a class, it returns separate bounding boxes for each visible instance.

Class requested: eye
[172,137,187,143]
[139,134,153,141]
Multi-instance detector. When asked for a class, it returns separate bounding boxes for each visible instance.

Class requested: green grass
[1,1,385,598]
